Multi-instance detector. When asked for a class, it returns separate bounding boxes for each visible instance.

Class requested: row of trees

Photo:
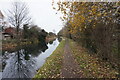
[23,24,48,43]
[7,1,48,43]
[55,2,119,71]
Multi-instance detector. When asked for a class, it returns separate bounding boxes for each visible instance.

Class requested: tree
[54,1,120,73]
[23,24,29,39]
[7,1,31,37]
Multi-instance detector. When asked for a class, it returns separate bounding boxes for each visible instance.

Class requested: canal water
[0,39,60,78]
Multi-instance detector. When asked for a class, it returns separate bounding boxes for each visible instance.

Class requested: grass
[34,39,65,78]
[2,38,39,51]
[34,38,119,78]
[68,39,119,78]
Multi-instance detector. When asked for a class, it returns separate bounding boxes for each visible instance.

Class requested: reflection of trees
[48,39,56,45]
[58,37,62,42]
[49,40,54,44]
[2,42,48,78]
[19,42,48,57]
[2,51,36,78]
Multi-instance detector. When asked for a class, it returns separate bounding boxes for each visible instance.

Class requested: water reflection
[2,50,36,78]
[2,39,59,78]
[58,37,62,42]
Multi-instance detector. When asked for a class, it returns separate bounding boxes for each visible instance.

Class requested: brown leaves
[69,39,119,78]
[34,40,66,78]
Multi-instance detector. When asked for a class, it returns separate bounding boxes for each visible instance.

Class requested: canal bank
[1,39,60,78]
[2,39,39,52]
[34,39,65,78]
[34,38,119,78]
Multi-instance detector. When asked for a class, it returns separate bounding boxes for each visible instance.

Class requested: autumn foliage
[53,1,120,74]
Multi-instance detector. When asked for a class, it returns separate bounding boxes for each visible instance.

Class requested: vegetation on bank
[34,39,65,78]
[2,39,39,51]
[34,38,119,78]
[69,39,119,78]
[2,1,57,52]
[55,2,119,75]
[2,24,57,52]
[46,36,56,43]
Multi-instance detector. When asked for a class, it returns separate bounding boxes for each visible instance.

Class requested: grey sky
[0,0,63,33]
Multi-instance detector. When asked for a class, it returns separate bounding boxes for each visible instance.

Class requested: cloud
[0,0,63,33]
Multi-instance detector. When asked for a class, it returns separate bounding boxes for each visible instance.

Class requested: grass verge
[34,39,65,78]
[68,39,119,78]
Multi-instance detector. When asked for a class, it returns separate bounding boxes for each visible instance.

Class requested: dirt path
[61,40,83,78]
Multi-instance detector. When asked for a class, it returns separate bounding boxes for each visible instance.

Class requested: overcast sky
[0,0,63,33]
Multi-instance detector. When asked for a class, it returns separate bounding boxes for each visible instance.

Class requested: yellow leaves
[92,21,97,28]
[53,7,56,10]
[68,12,86,34]
[63,11,67,15]
[72,2,78,6]
[90,5,98,16]
[69,40,119,78]
[88,19,92,22]
[108,17,112,20]
[92,5,97,10]
[62,2,67,6]
[97,13,102,17]
[103,12,107,16]
[63,16,67,20]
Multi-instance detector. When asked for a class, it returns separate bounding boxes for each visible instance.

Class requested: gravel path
[61,40,83,78]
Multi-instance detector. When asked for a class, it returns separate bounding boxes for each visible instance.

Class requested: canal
[1,38,60,78]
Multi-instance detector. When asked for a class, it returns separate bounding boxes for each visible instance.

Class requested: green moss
[34,40,65,78]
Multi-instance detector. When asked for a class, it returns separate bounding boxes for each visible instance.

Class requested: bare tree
[7,1,31,36]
